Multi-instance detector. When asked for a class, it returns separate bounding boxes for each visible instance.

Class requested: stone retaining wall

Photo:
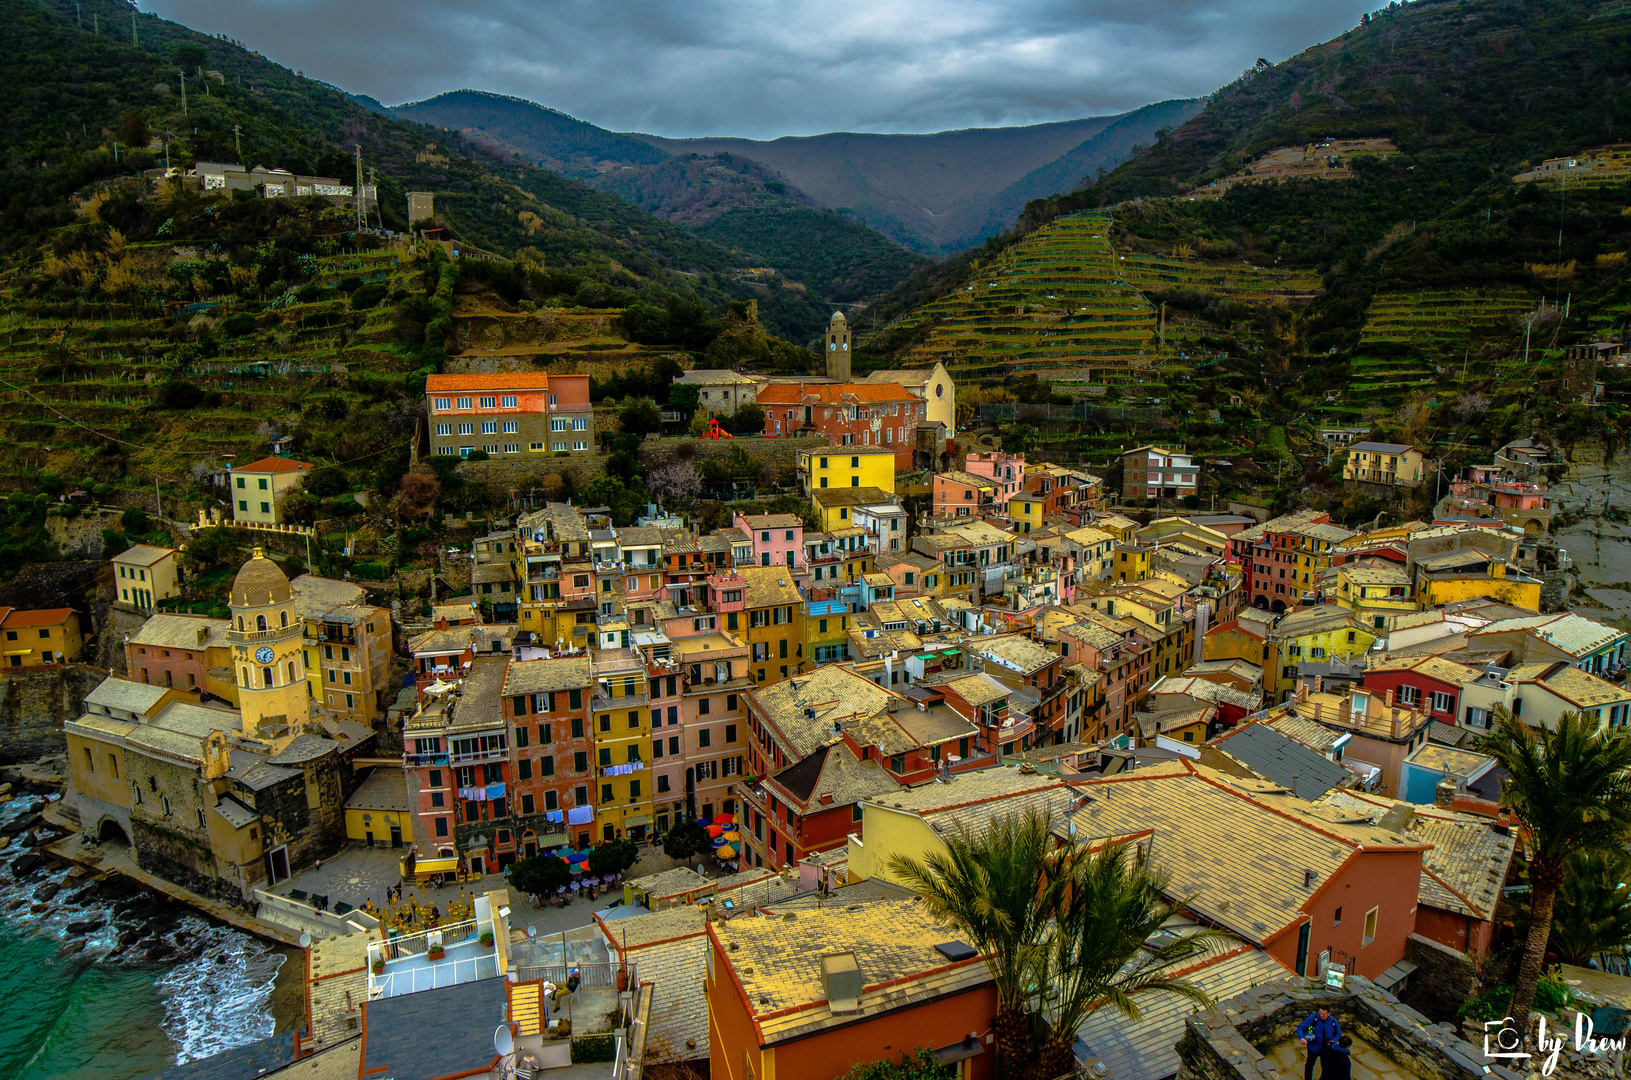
[1176,977,1520,1080]
[1400,933,1478,1024]
[0,663,110,763]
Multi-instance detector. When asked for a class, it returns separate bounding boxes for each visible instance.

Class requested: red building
[502,656,598,854]
[1360,654,1478,727]
[758,382,923,471]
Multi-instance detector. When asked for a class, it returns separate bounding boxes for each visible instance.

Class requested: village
[0,309,1623,1080]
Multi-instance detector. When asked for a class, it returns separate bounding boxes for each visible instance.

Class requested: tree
[1030,843,1223,1079]
[721,403,764,436]
[1000,423,1039,456]
[1476,710,1631,1033]
[582,476,643,527]
[619,398,663,438]
[116,111,149,149]
[647,460,701,505]
[668,383,701,418]
[1511,849,1631,968]
[887,811,1070,1078]
[280,489,320,526]
[304,465,348,498]
[662,817,711,866]
[121,506,151,535]
[174,43,208,71]
[509,852,572,898]
[589,837,639,876]
[394,472,440,522]
[836,1050,953,1080]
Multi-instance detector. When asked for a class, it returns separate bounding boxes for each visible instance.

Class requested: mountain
[587,152,928,305]
[632,102,1202,255]
[391,90,669,177]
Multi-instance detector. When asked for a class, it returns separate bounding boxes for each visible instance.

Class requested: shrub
[351,283,388,310]
[220,313,257,337]
[571,1035,616,1063]
[349,562,390,581]
[1458,972,1571,1023]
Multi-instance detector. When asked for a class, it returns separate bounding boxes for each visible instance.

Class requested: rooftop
[424,372,551,392]
[710,898,989,1044]
[114,543,176,567]
[1208,722,1353,800]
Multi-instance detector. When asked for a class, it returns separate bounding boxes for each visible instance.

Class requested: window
[539,756,554,777]
[500,395,517,408]
[552,418,569,432]
[433,397,451,411]
[1334,906,1342,926]
[518,759,533,780]
[458,422,474,435]
[602,784,614,804]
[479,396,497,409]
[574,751,588,772]
[1396,685,1421,706]
[503,421,519,434]
[521,793,535,815]
[482,421,498,434]
[436,423,452,436]
[1362,906,1378,947]
[435,817,449,837]
[456,396,472,409]
[657,774,670,793]
[1429,691,1453,713]
[699,728,712,748]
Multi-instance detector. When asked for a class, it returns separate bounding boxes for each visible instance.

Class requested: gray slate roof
[361,978,506,1080]
[1212,722,1352,800]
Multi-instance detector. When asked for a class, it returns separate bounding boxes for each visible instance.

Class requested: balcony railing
[403,752,451,767]
[228,626,299,644]
[449,747,509,765]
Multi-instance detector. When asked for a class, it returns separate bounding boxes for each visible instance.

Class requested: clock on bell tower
[227,548,309,742]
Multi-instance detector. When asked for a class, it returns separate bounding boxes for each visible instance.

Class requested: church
[66,550,375,907]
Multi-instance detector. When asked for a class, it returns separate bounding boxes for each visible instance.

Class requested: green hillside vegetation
[390,89,670,177]
[862,0,1631,518]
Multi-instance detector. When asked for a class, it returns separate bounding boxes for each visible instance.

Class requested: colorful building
[112,544,183,612]
[0,607,83,667]
[230,456,313,525]
[425,372,593,457]
[797,447,896,500]
[758,382,924,470]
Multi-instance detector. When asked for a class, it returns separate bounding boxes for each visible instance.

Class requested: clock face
[255,646,275,664]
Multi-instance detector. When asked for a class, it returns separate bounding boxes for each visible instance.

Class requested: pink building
[734,513,804,571]
[675,632,751,822]
[964,451,1028,501]
[124,613,224,694]
[636,632,688,834]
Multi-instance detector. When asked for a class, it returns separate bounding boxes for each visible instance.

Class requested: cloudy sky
[144,0,1375,139]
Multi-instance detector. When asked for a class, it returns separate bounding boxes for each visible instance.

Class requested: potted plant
[480,931,494,948]
[372,958,385,975]
[427,945,445,962]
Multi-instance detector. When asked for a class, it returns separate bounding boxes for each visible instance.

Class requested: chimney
[1434,778,1457,810]
[820,953,863,1014]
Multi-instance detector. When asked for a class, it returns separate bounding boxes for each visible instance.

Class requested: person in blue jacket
[1296,1004,1343,1080]
[1321,1035,1355,1080]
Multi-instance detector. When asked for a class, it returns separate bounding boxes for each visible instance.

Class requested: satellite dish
[526,924,538,939]
[298,932,312,948]
[494,1023,515,1057]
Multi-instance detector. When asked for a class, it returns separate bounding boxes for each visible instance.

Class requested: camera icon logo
[1484,1017,1531,1060]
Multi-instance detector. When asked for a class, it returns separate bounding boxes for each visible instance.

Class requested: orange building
[425,372,592,458]
[707,898,996,1080]
[758,382,923,470]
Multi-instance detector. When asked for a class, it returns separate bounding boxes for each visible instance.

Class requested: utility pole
[92,12,97,34]
[355,144,365,231]
[233,124,242,160]
[75,3,80,28]
[131,10,138,47]
[179,72,187,117]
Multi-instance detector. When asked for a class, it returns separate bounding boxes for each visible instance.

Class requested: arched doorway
[1270,600,1287,614]
[97,818,130,845]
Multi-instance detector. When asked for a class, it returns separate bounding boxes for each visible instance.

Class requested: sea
[0,797,288,1080]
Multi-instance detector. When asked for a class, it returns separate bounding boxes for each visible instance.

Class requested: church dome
[830,310,847,324]
[231,547,292,607]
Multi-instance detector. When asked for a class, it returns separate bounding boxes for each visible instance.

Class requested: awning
[410,857,459,875]
[623,815,653,828]
[940,649,960,656]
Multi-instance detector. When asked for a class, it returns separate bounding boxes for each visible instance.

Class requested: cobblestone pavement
[271,841,713,939]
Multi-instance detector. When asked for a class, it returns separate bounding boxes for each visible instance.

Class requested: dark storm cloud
[142,0,1375,137]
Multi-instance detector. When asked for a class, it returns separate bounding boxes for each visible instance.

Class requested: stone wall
[450,435,830,494]
[0,663,109,763]
[133,817,255,910]
[1176,977,1517,1080]
[1400,933,1478,1024]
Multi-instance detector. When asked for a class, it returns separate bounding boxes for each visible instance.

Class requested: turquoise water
[0,800,285,1080]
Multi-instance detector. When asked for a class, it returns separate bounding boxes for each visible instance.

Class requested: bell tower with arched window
[227,547,308,743]
[825,311,851,382]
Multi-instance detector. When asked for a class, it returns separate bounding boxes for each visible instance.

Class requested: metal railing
[511,960,630,988]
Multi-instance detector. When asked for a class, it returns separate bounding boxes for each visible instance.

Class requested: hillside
[390,90,669,177]
[587,153,927,305]
[633,103,1202,256]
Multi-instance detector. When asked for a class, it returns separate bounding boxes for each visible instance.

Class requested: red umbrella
[707,824,724,837]
[715,813,735,825]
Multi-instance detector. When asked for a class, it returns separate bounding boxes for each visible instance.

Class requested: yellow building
[1334,561,1417,631]
[1,607,84,667]
[1413,551,1543,613]
[1008,493,1045,535]
[1276,605,1377,674]
[344,769,411,846]
[67,680,191,832]
[1112,543,1154,582]
[811,486,897,531]
[1342,441,1426,486]
[1095,514,1140,544]
[113,545,183,612]
[798,447,896,502]
[847,769,1072,885]
[230,456,314,525]
[738,566,809,685]
[230,549,317,740]
[590,650,654,841]
[803,600,852,666]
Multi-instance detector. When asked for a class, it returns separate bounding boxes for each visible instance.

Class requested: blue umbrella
[711,835,730,847]
[696,817,712,826]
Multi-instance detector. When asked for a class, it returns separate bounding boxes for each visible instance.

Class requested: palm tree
[1476,708,1631,1033]
[887,810,1070,1079]
[1510,849,1631,968]
[1029,843,1225,1080]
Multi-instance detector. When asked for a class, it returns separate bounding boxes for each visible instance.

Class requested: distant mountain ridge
[389,90,1200,255]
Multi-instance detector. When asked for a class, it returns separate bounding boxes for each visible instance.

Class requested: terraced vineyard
[0,247,423,487]
[891,212,1321,389]
[1314,287,1540,420]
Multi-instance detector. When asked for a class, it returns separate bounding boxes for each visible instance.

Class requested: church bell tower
[227,548,310,745]
[826,311,851,382]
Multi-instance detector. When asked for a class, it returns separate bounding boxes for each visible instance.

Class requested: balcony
[449,747,509,765]
[367,908,497,999]
[228,625,300,645]
[403,752,451,767]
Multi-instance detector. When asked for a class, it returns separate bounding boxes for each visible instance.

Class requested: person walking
[1296,1005,1342,1080]
[1320,1036,1354,1080]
